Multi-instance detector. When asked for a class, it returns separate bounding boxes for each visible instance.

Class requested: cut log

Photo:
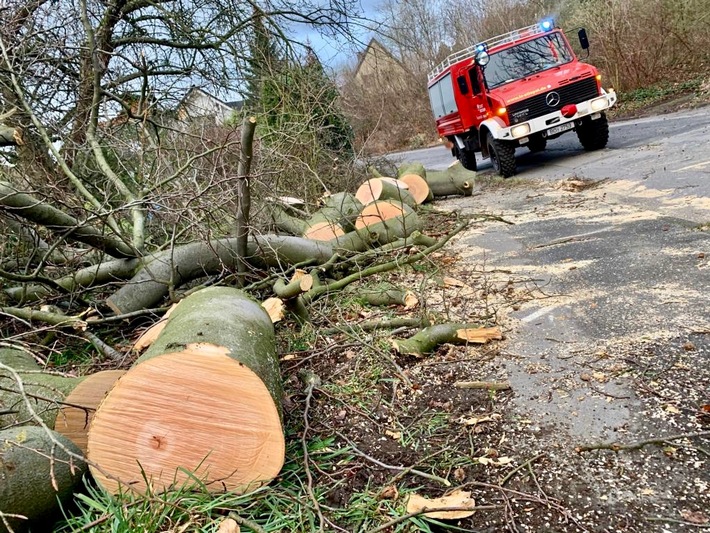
[88,287,285,495]
[273,272,314,299]
[354,200,422,244]
[397,162,427,179]
[53,370,126,454]
[106,235,335,315]
[0,349,85,428]
[0,349,125,453]
[354,178,416,207]
[425,162,475,197]
[303,192,363,239]
[0,426,87,533]
[399,174,433,204]
[378,177,410,189]
[391,324,501,357]
[357,285,419,309]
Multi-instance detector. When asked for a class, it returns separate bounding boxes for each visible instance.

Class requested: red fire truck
[427,20,616,177]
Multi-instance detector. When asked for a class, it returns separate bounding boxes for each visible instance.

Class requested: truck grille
[507,77,599,125]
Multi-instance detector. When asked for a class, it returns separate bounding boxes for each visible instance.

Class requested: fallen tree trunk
[397,162,427,179]
[269,204,309,236]
[425,162,475,197]
[0,181,137,258]
[0,426,87,533]
[4,257,141,303]
[106,235,335,315]
[88,287,285,495]
[392,324,502,357]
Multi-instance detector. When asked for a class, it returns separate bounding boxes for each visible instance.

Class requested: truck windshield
[484,33,573,89]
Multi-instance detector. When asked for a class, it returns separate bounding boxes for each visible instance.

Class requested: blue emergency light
[540,18,554,31]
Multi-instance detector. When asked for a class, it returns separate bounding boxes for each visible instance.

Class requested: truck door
[468,67,488,124]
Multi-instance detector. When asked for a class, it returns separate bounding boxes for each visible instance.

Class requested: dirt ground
[290,175,709,532]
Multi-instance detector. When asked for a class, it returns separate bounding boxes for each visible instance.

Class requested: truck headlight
[590,96,608,112]
[511,123,531,139]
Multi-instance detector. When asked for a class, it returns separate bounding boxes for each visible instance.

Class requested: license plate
[546,122,574,136]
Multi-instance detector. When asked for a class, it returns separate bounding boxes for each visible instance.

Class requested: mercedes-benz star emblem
[546,91,561,107]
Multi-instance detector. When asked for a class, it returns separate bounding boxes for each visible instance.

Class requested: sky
[288,0,383,70]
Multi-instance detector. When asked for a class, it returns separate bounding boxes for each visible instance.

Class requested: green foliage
[260,50,354,157]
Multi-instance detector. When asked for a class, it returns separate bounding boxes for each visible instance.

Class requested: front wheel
[457,147,477,171]
[487,134,516,178]
[576,113,609,151]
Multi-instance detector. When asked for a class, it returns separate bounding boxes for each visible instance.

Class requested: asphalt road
[391,106,709,525]
[390,106,710,223]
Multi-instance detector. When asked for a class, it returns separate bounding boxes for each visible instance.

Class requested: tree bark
[106,235,335,314]
[0,426,87,533]
[355,200,422,244]
[269,204,309,235]
[397,162,427,179]
[0,181,136,258]
[391,323,501,357]
[0,349,124,453]
[425,162,475,197]
[235,116,257,286]
[356,285,418,308]
[88,287,284,495]
[4,257,141,303]
[0,349,84,428]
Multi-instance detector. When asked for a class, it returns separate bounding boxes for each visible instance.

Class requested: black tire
[457,147,477,171]
[527,135,547,153]
[576,113,609,151]
[487,134,516,178]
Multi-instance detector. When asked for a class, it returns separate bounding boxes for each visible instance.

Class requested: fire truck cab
[428,20,616,177]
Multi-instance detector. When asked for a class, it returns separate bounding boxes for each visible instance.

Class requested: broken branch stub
[392,324,501,357]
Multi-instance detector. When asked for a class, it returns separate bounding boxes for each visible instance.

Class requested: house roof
[177,87,244,112]
[353,38,408,80]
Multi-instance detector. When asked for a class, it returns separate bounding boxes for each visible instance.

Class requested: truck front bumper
[495,89,617,143]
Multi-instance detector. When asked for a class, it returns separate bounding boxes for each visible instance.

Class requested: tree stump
[88,287,285,495]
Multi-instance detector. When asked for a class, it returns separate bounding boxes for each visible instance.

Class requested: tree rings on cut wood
[53,370,126,454]
[88,287,284,495]
[303,220,346,241]
[354,201,422,244]
[355,178,416,207]
[399,174,433,204]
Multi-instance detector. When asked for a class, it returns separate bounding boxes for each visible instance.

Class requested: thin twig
[576,431,710,453]
[335,431,451,487]
[301,371,325,532]
[499,453,545,486]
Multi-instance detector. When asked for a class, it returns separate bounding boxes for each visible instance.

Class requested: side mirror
[578,28,590,50]
[475,51,490,67]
